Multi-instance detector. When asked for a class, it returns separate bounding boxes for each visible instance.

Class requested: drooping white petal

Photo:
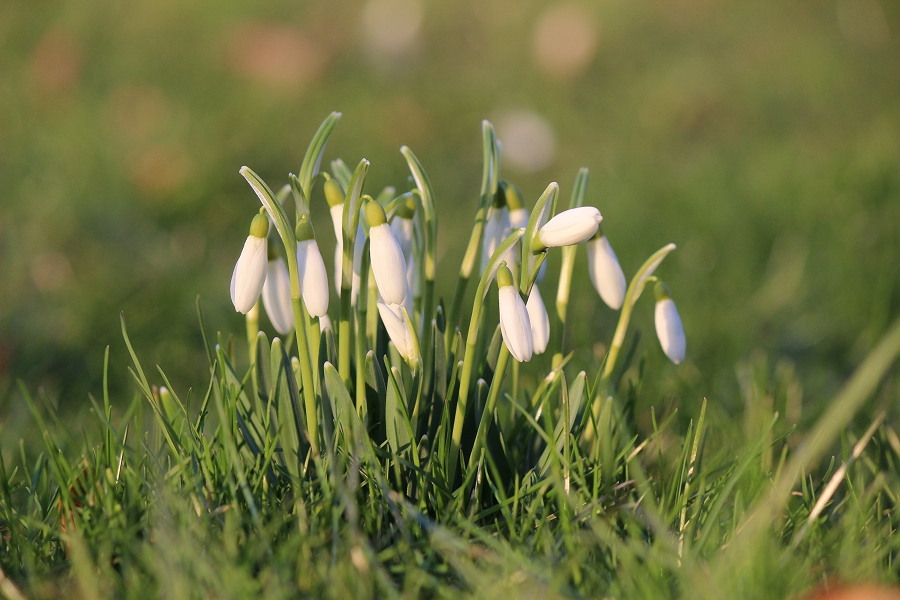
[499,286,533,362]
[377,302,414,362]
[296,240,329,317]
[261,258,293,334]
[481,206,512,274]
[655,298,686,364]
[509,207,529,230]
[526,284,550,355]
[369,223,409,306]
[319,313,332,332]
[231,235,268,314]
[587,236,627,310]
[538,206,602,248]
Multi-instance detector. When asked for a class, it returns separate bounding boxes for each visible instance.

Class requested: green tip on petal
[295,215,315,241]
[502,181,525,211]
[249,212,269,238]
[365,200,387,227]
[395,194,416,219]
[590,222,605,240]
[654,281,672,302]
[324,179,345,208]
[496,262,514,288]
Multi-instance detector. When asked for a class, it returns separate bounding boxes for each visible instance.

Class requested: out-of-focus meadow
[1,0,898,424]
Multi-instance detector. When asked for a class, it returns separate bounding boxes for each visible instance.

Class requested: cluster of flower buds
[231,120,685,374]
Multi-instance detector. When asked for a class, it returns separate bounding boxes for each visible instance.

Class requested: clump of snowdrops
[229,112,684,489]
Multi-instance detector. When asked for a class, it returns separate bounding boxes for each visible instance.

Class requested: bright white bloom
[654,282,685,364]
[526,284,550,355]
[538,206,602,248]
[481,205,512,274]
[231,212,269,314]
[319,313,332,332]
[497,263,533,363]
[377,302,415,364]
[296,239,329,318]
[262,257,293,334]
[587,233,626,310]
[367,203,409,306]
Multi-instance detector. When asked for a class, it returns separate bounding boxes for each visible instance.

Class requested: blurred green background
[1,0,898,424]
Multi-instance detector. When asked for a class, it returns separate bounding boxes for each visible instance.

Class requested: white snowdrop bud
[295,217,329,318]
[526,284,550,355]
[367,202,409,306]
[654,282,685,364]
[497,263,533,363]
[586,229,627,310]
[537,206,602,249]
[261,254,293,335]
[231,211,269,314]
[377,302,416,364]
[509,207,529,230]
[504,182,529,229]
[319,313,332,333]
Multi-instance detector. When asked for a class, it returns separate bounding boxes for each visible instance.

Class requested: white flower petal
[297,240,329,317]
[262,258,294,334]
[526,285,550,355]
[370,223,409,305]
[655,298,686,364]
[587,236,627,310]
[377,302,414,362]
[538,206,602,248]
[319,313,332,333]
[499,286,533,362]
[231,235,268,314]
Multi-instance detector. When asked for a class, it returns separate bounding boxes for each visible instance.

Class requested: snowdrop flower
[481,191,512,274]
[231,210,269,314]
[497,262,533,362]
[295,216,330,318]
[319,313,332,333]
[325,178,348,295]
[391,195,417,294]
[367,202,409,306]
[526,284,550,355]
[377,302,416,366]
[586,227,626,310]
[654,282,685,364]
[261,249,293,335]
[536,206,602,249]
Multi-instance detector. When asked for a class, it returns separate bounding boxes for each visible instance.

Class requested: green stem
[291,296,319,455]
[356,239,371,419]
[447,229,524,485]
[464,345,510,479]
[445,123,497,350]
[246,300,260,400]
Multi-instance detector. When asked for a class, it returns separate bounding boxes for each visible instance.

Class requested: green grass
[2,117,900,599]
